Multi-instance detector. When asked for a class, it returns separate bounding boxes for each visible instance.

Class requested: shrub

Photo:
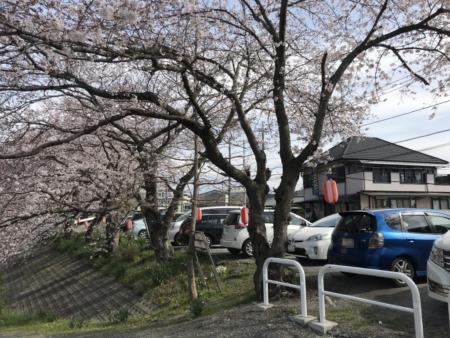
[113,264,127,279]
[149,264,172,286]
[190,298,205,317]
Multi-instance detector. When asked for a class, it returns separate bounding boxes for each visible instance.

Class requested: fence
[310,264,423,338]
[254,257,316,324]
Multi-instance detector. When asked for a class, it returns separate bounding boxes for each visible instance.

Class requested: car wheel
[204,234,212,247]
[390,257,414,287]
[174,233,184,246]
[242,239,253,257]
[227,248,241,254]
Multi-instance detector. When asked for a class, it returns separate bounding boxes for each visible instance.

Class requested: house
[301,137,450,219]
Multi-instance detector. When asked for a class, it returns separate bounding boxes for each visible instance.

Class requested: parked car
[220,209,310,257]
[121,211,187,240]
[169,206,242,246]
[120,212,149,239]
[427,230,450,302]
[328,208,450,287]
[287,213,342,260]
[178,213,229,246]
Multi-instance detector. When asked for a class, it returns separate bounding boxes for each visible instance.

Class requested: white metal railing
[259,257,310,321]
[317,264,423,338]
[448,291,450,327]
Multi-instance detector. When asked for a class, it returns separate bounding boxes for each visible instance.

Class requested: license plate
[342,238,354,248]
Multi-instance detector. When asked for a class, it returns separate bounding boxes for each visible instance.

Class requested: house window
[391,199,415,208]
[303,173,312,188]
[432,197,450,210]
[373,167,391,183]
[347,162,363,174]
[375,199,390,208]
[329,166,345,183]
[399,168,427,184]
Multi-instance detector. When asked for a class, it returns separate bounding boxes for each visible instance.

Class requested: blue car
[328,208,450,286]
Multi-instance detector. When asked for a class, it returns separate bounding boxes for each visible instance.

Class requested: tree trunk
[246,182,271,299]
[271,164,299,258]
[148,211,175,264]
[105,212,121,253]
[84,216,99,243]
[267,164,300,296]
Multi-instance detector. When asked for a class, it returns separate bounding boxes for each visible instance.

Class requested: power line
[418,142,450,152]
[363,99,450,126]
[396,129,450,144]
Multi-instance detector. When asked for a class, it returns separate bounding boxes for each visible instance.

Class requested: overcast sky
[364,85,450,174]
[263,81,450,192]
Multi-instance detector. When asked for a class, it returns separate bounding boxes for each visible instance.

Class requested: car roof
[339,208,449,217]
[228,209,276,213]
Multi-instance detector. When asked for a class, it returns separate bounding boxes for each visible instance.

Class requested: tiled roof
[327,136,448,164]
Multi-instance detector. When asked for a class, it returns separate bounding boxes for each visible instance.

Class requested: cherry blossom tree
[1,0,450,296]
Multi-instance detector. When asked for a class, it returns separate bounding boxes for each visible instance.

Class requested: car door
[401,212,440,273]
[263,211,275,243]
[208,214,228,243]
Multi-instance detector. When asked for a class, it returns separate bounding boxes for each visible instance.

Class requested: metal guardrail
[255,257,316,324]
[448,291,450,327]
[314,264,424,338]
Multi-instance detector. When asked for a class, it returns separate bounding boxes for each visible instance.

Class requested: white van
[169,206,242,245]
[427,230,450,302]
[220,209,310,257]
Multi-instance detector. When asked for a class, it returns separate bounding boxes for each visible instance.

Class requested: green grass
[0,231,256,335]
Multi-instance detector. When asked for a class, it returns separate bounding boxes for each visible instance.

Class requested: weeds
[190,298,205,317]
[149,264,172,286]
[68,317,88,329]
[108,307,130,324]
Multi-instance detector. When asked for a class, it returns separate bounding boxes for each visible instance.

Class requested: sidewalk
[2,246,155,321]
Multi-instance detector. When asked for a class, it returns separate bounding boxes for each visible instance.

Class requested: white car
[220,209,310,257]
[169,206,242,245]
[427,230,450,302]
[287,213,342,260]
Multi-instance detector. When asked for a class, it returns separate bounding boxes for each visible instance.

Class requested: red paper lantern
[240,207,249,224]
[196,208,202,222]
[323,179,338,204]
[126,219,133,230]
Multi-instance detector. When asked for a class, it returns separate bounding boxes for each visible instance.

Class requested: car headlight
[430,244,444,268]
[306,233,329,242]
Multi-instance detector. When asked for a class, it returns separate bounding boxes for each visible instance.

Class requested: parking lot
[209,246,449,337]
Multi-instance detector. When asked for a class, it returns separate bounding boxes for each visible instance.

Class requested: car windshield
[175,212,190,222]
[309,213,342,227]
[337,213,376,233]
